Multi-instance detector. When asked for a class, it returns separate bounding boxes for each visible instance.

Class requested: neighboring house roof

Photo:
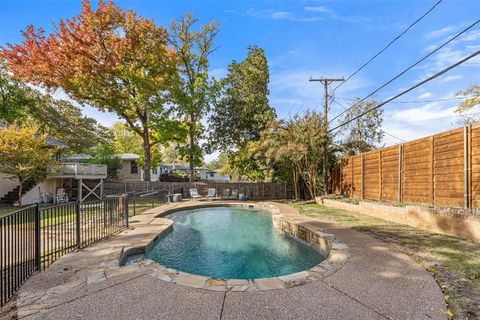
[117,153,140,160]
[44,137,69,149]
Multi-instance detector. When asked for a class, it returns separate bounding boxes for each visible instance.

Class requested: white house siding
[198,169,230,182]
[21,180,57,205]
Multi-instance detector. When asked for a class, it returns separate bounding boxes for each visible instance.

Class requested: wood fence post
[431,136,435,206]
[379,150,382,201]
[464,125,472,209]
[351,158,354,198]
[469,124,473,209]
[398,145,403,203]
[361,154,364,200]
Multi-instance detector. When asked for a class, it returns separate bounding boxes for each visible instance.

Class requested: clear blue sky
[1,0,479,150]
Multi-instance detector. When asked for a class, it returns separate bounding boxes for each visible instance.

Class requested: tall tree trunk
[292,168,299,200]
[188,116,195,182]
[142,132,152,182]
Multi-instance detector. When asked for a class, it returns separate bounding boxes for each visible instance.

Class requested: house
[159,163,191,176]
[158,163,230,182]
[1,143,107,206]
[117,153,143,181]
[196,167,230,182]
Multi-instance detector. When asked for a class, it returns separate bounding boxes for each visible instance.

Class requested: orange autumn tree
[1,0,179,181]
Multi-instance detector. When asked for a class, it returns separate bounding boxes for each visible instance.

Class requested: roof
[117,153,140,160]
[44,137,69,149]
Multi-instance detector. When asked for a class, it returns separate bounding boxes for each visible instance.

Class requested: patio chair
[205,188,216,199]
[189,188,204,200]
[229,189,239,200]
[221,189,230,200]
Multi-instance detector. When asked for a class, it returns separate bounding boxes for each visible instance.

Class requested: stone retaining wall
[317,198,480,244]
[267,205,331,257]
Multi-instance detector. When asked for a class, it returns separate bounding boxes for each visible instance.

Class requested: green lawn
[0,206,20,217]
[291,202,480,320]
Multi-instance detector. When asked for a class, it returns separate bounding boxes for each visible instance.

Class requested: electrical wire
[329,19,480,124]
[292,0,360,115]
[336,96,472,104]
[332,100,407,142]
[328,50,480,133]
[331,0,445,95]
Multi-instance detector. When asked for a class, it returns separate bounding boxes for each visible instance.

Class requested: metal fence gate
[0,196,128,307]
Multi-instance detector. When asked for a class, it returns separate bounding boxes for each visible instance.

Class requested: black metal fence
[117,188,182,216]
[0,205,37,308]
[0,197,128,307]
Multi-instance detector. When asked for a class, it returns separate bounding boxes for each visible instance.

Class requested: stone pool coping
[119,201,350,292]
[11,201,350,318]
[11,200,447,320]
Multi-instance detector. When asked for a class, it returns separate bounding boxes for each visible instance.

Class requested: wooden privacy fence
[330,122,480,208]
[101,181,295,200]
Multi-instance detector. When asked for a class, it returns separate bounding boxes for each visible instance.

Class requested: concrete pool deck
[10,201,446,320]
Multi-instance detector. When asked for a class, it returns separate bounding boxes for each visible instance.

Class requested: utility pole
[309,77,344,194]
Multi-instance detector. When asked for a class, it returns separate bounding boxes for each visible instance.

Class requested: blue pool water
[144,207,325,279]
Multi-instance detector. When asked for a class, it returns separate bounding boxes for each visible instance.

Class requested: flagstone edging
[121,202,350,292]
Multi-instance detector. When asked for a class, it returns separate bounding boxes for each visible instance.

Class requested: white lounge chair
[189,188,203,200]
[221,189,230,200]
[229,189,239,200]
[206,188,216,199]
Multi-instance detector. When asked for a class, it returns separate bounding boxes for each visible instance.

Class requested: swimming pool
[144,206,326,279]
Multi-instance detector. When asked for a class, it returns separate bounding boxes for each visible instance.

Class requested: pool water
[144,207,325,279]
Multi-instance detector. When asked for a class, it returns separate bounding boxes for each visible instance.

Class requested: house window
[210,172,215,178]
[152,167,158,174]
[131,161,138,174]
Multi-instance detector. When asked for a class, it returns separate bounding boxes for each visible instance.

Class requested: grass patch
[0,206,20,217]
[291,202,480,320]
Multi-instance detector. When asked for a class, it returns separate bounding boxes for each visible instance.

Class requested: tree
[0,125,55,205]
[111,122,144,155]
[86,141,122,179]
[111,121,163,170]
[338,98,383,156]
[160,143,183,163]
[206,153,229,170]
[261,111,328,199]
[208,46,276,153]
[455,84,480,125]
[1,0,178,181]
[0,61,32,123]
[32,97,110,152]
[1,61,110,152]
[169,13,219,181]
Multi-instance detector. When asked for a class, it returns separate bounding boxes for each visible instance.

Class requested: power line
[336,96,472,104]
[389,96,473,104]
[331,0,445,95]
[332,100,406,142]
[383,131,407,143]
[293,0,359,115]
[329,19,480,124]
[328,50,480,133]
[388,112,480,124]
